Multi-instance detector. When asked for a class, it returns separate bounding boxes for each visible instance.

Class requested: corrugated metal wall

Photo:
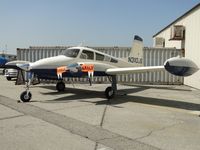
[17,46,183,84]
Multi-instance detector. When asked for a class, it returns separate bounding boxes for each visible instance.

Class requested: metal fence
[17,46,183,84]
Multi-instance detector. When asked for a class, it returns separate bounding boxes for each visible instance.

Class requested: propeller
[16,63,31,71]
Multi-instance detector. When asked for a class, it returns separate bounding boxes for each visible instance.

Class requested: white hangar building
[153,3,200,89]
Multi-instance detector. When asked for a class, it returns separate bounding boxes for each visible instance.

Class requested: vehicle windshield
[62,49,80,58]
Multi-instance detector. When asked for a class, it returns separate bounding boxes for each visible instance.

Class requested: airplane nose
[30,55,71,70]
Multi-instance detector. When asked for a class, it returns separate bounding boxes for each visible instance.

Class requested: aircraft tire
[56,82,65,92]
[6,77,12,81]
[20,91,32,102]
[105,86,115,99]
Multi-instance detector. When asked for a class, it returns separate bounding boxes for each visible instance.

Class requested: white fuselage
[30,47,136,78]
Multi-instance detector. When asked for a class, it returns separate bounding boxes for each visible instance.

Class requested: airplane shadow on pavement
[38,85,200,111]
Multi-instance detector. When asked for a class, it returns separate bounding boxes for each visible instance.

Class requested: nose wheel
[20,72,32,102]
[20,91,32,102]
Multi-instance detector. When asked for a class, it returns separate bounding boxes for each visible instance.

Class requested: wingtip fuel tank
[164,57,199,77]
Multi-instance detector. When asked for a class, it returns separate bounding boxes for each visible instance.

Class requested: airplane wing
[106,66,165,75]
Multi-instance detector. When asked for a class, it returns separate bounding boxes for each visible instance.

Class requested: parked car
[0,69,5,75]
[4,69,18,80]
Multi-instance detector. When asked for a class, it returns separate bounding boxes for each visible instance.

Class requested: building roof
[0,53,16,57]
[153,3,200,38]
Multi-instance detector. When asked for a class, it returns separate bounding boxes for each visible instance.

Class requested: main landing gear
[105,76,117,99]
[19,75,116,102]
[56,81,65,92]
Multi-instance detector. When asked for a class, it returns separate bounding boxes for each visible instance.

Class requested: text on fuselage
[128,57,143,64]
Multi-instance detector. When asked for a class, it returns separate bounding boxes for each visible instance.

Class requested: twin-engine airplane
[3,36,199,102]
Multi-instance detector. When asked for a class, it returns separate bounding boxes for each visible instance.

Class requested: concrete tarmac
[0,75,200,150]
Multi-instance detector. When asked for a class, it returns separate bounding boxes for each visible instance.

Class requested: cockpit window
[80,50,94,60]
[62,49,80,58]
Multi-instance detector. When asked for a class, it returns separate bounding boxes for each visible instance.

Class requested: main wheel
[20,91,32,102]
[105,86,115,99]
[56,82,65,92]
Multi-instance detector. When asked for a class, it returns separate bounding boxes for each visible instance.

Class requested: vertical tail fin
[128,35,144,66]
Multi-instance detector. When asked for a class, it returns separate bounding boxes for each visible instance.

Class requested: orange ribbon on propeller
[57,66,68,74]
[57,66,68,79]
[81,64,94,73]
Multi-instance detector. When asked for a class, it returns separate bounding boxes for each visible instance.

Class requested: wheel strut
[20,73,32,102]
[105,75,117,99]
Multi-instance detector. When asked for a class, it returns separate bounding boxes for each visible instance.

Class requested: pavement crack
[133,122,183,141]
[100,101,109,127]
[94,100,110,150]
[97,135,120,142]
[94,143,98,150]
[0,114,24,121]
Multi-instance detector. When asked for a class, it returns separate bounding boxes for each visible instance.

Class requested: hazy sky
[0,0,199,54]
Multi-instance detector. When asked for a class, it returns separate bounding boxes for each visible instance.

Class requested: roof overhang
[153,3,200,38]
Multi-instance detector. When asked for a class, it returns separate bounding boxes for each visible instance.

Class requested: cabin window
[80,50,94,60]
[96,53,104,61]
[63,49,80,58]
[110,58,118,63]
[104,56,111,62]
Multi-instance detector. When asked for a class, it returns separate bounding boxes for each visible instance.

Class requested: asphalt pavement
[0,75,200,150]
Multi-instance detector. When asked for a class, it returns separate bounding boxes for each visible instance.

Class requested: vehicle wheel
[20,91,32,102]
[56,82,65,92]
[105,86,115,99]
[6,77,12,81]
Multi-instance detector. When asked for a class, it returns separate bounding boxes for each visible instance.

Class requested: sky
[0,0,199,54]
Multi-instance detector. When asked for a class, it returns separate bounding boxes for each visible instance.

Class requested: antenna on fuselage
[77,41,85,47]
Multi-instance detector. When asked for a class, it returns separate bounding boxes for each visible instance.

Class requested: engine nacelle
[164,57,199,77]
[67,63,82,74]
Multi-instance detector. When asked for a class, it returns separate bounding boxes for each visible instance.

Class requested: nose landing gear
[20,76,32,102]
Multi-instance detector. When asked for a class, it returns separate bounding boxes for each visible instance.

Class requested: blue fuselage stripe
[31,69,108,79]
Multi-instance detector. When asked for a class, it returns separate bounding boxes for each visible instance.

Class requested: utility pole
[5,44,7,54]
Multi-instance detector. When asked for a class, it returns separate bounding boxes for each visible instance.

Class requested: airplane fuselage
[29,47,135,79]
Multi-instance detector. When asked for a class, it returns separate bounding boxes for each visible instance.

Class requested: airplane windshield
[62,49,80,58]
